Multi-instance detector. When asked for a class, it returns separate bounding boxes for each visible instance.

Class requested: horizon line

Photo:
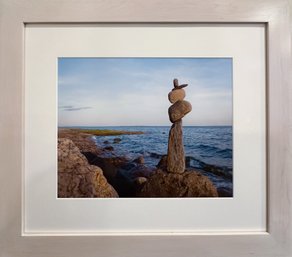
[59,125,232,127]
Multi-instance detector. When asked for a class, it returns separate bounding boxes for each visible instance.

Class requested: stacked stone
[166,79,192,174]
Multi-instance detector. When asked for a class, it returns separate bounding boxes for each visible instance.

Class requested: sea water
[75,126,232,193]
[91,126,231,166]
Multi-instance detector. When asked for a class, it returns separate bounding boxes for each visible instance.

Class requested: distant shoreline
[58,128,144,137]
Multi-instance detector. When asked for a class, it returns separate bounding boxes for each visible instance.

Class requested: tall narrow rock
[166,78,192,174]
[167,120,185,173]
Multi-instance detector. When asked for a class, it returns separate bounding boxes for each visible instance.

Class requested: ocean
[86,126,233,194]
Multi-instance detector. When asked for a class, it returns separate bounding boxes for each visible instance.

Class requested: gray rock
[168,100,192,123]
[166,120,185,174]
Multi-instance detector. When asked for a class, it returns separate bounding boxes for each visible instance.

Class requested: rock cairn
[167,79,192,174]
[139,81,218,197]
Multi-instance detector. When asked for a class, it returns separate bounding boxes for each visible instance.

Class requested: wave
[185,156,232,180]
[148,151,232,180]
[195,144,232,158]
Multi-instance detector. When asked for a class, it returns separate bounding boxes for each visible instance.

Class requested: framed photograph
[57,57,233,198]
[0,1,291,257]
[24,24,266,235]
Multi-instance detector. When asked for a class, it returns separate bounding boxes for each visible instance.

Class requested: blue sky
[58,58,232,126]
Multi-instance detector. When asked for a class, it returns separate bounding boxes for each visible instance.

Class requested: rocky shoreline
[58,128,221,198]
[58,137,118,197]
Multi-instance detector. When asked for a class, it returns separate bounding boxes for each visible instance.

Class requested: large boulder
[138,169,218,197]
[168,100,192,123]
[58,138,118,198]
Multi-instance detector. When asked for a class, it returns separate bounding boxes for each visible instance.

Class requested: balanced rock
[58,138,118,198]
[173,78,188,89]
[168,88,185,103]
[138,170,218,197]
[168,100,192,123]
[175,84,188,89]
[166,120,185,174]
[173,78,179,88]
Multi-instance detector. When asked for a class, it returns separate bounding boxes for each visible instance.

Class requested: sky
[58,58,232,126]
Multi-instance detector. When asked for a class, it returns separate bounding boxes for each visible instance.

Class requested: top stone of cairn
[173,78,188,89]
[168,78,188,103]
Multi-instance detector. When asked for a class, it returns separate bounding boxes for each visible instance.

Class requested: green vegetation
[73,129,144,136]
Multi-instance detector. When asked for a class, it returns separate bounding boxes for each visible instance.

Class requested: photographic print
[58,58,233,198]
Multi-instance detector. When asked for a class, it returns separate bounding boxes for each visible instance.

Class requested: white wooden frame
[0,1,291,256]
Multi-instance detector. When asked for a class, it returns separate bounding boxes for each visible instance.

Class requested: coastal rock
[104,146,114,151]
[58,138,118,198]
[133,156,145,164]
[134,177,148,185]
[130,164,153,178]
[166,120,185,174]
[138,169,218,197]
[116,163,153,197]
[113,138,122,144]
[168,88,185,103]
[87,155,128,182]
[168,100,192,123]
[58,129,102,155]
[157,155,168,170]
[133,177,148,196]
